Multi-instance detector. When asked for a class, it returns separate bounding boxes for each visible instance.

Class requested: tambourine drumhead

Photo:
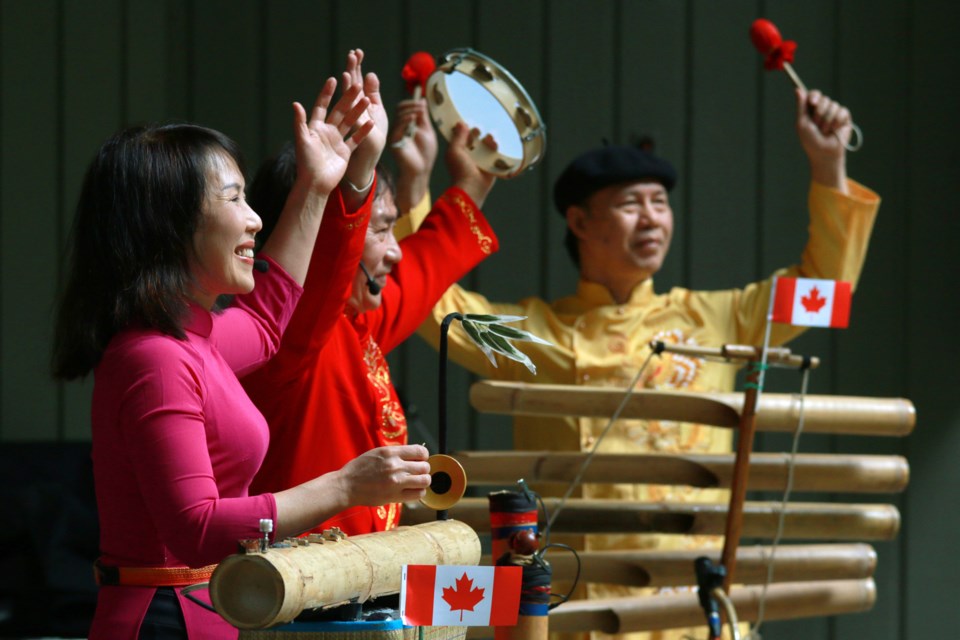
[420,454,467,511]
[426,48,546,178]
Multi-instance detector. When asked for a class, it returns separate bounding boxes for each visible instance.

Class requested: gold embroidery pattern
[644,329,704,390]
[361,335,408,443]
[445,191,493,255]
[376,503,400,530]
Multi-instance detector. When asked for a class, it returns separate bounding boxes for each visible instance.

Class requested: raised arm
[340,48,388,211]
[258,73,373,284]
[796,88,852,193]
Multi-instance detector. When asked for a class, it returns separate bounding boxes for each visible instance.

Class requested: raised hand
[257,75,373,286]
[795,88,851,191]
[389,98,439,213]
[445,122,497,209]
[341,48,388,198]
[293,75,373,197]
[335,444,432,506]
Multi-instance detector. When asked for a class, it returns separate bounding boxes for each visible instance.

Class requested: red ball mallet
[749,18,804,90]
[749,18,862,151]
[399,51,436,141]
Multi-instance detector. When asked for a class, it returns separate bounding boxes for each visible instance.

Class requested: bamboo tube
[210,520,480,630]
[401,499,900,540]
[500,543,877,587]
[469,381,916,436]
[453,451,910,493]
[548,578,876,633]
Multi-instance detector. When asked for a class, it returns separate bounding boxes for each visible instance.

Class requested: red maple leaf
[801,286,828,313]
[441,572,486,621]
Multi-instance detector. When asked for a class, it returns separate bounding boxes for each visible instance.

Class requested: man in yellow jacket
[393,88,879,640]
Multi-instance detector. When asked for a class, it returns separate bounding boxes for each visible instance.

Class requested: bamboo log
[210,520,480,630]
[494,543,877,587]
[469,381,916,436]
[548,578,876,633]
[401,499,900,540]
[453,451,910,493]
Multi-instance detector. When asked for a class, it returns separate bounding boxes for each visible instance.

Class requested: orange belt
[94,559,217,587]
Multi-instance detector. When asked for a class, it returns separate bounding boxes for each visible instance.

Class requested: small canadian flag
[400,565,522,627]
[771,277,852,328]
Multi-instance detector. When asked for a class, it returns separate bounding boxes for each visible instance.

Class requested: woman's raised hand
[292,71,374,197]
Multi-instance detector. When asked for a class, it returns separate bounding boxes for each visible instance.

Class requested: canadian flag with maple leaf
[400,565,522,627]
[771,277,852,328]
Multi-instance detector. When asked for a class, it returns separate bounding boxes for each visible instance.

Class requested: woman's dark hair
[52,123,244,380]
[248,141,395,249]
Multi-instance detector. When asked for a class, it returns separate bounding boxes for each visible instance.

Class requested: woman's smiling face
[187,151,262,308]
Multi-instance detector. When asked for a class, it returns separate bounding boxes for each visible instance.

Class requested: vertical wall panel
[0,0,60,441]
[258,0,360,159]
[190,0,262,160]
[543,0,616,302]
[620,0,689,290]
[59,0,125,441]
[334,0,404,104]
[687,0,759,293]
[832,2,910,640]
[260,0,336,158]
[126,0,170,124]
[905,0,960,637]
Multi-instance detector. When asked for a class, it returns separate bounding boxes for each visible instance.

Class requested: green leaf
[462,313,527,325]
[482,331,538,375]
[460,319,499,368]
[487,323,553,346]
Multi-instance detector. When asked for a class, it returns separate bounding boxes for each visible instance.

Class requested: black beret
[553,145,677,216]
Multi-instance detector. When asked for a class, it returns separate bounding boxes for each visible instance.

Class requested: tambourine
[420,454,467,511]
[426,48,546,178]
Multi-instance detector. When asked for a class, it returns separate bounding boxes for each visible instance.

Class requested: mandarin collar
[574,278,656,308]
[184,302,214,338]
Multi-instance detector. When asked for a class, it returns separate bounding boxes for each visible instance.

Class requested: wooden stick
[452,451,910,494]
[721,364,762,589]
[547,579,875,633]
[401,498,901,540]
[469,381,916,436]
[523,543,877,587]
[782,61,808,92]
[653,341,818,369]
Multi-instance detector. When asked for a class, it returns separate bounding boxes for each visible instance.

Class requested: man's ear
[566,205,590,240]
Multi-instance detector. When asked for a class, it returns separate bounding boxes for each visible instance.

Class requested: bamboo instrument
[401,498,900,540]
[453,450,909,493]
[497,543,876,587]
[210,520,480,630]
[547,578,876,633]
[469,381,916,436]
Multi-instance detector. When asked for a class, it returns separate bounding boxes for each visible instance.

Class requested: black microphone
[253,259,269,273]
[358,262,382,295]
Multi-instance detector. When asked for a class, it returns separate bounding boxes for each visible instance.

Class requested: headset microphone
[358,263,382,295]
[253,259,270,273]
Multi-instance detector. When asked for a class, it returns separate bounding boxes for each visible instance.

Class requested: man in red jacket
[243,85,498,535]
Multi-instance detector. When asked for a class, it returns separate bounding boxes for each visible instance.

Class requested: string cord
[543,347,660,535]
[747,366,811,639]
[713,586,743,640]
